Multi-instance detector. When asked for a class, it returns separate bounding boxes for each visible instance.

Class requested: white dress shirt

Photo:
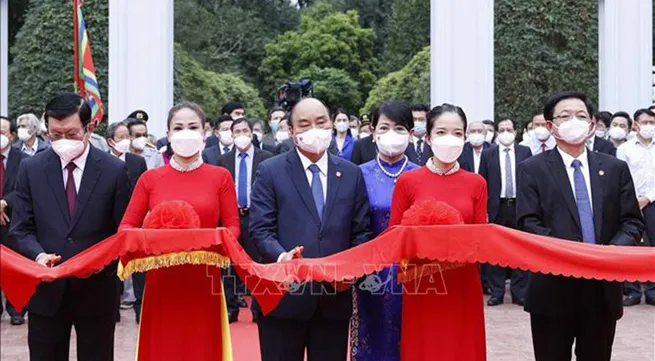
[22,137,39,156]
[411,135,425,154]
[60,143,90,193]
[520,136,556,155]
[617,138,655,202]
[557,147,593,209]
[234,145,255,207]
[296,148,328,202]
[473,148,482,174]
[586,136,595,152]
[499,144,516,198]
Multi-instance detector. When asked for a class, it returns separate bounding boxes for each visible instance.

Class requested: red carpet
[229,297,261,361]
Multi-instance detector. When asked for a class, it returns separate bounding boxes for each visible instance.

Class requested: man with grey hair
[14,113,49,156]
[459,119,494,173]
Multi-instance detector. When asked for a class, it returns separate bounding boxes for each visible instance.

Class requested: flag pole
[73,0,80,93]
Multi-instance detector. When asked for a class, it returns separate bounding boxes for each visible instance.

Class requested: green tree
[338,0,395,60]
[298,66,361,113]
[8,0,108,118]
[383,0,430,73]
[260,2,377,109]
[174,44,266,119]
[363,46,430,112]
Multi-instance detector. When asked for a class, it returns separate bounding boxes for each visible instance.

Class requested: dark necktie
[416,140,423,160]
[571,160,596,244]
[308,164,324,221]
[223,146,230,154]
[0,154,5,197]
[65,163,77,217]
[540,143,547,153]
[238,153,248,208]
[504,148,514,198]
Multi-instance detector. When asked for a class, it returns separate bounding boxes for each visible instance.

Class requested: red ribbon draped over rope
[2,225,655,314]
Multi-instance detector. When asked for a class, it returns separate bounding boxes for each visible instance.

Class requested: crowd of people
[0,90,653,361]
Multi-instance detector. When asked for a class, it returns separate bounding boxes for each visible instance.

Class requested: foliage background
[7,0,646,129]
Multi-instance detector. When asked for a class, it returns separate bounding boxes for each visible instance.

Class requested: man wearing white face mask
[10,92,132,361]
[516,91,644,361]
[406,103,432,165]
[479,119,532,307]
[520,113,556,155]
[261,107,287,149]
[104,122,148,190]
[127,119,164,169]
[250,98,373,361]
[460,120,493,173]
[587,111,616,156]
[14,113,49,156]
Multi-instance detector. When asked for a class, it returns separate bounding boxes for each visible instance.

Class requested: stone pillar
[431,0,494,122]
[108,0,174,138]
[0,0,8,116]
[598,0,652,113]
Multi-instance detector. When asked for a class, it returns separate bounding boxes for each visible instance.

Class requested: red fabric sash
[2,225,655,314]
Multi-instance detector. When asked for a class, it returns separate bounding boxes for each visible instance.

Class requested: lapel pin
[599,170,604,176]
[336,171,342,178]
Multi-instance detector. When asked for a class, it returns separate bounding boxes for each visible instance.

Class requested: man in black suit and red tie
[10,92,132,361]
[517,91,644,361]
[479,118,532,306]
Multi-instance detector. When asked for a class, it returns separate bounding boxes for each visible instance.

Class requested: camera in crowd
[275,78,313,111]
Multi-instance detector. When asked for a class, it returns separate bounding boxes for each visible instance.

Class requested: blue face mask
[413,121,427,135]
[270,120,280,133]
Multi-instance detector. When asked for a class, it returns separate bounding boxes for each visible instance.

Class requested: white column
[109,0,174,138]
[431,0,494,122]
[0,0,8,116]
[599,0,653,113]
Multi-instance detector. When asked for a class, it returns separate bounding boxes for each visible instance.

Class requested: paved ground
[2,294,654,361]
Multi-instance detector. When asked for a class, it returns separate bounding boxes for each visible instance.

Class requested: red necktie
[0,154,5,197]
[541,143,547,153]
[65,163,77,217]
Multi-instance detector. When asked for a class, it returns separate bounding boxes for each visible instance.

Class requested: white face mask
[497,131,516,146]
[595,130,607,139]
[0,134,9,150]
[467,133,485,147]
[359,132,371,139]
[484,132,494,143]
[533,126,551,141]
[638,124,655,140]
[608,127,626,141]
[113,138,131,154]
[627,131,638,140]
[205,131,213,138]
[275,130,290,143]
[430,135,465,164]
[170,129,204,158]
[413,121,427,137]
[554,117,594,145]
[132,136,148,151]
[253,131,264,141]
[296,128,332,154]
[17,128,32,142]
[335,122,349,134]
[350,128,359,138]
[219,130,234,146]
[523,130,534,142]
[376,131,410,157]
[52,139,85,164]
[234,135,252,150]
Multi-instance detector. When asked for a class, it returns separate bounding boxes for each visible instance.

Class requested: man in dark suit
[1,116,30,325]
[250,98,372,361]
[208,118,273,323]
[203,115,235,158]
[588,134,617,156]
[350,135,376,165]
[479,118,532,306]
[516,91,644,361]
[459,120,494,173]
[10,93,132,361]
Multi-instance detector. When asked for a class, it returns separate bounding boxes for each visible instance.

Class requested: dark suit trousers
[28,282,115,361]
[488,202,528,300]
[626,202,655,298]
[258,314,349,361]
[0,292,26,318]
[132,272,146,320]
[224,213,261,318]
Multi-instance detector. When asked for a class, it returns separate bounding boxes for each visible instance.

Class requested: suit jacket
[156,137,169,150]
[250,150,372,321]
[1,147,29,246]
[212,147,273,261]
[479,144,532,223]
[516,149,644,320]
[592,136,617,156]
[201,144,233,165]
[13,138,50,155]
[125,152,148,189]
[350,136,376,165]
[9,146,132,317]
[459,141,493,173]
[276,138,339,156]
[405,139,433,166]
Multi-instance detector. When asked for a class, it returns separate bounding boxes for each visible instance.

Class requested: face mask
[219,130,234,146]
[0,134,9,150]
[253,131,264,140]
[296,128,332,154]
[497,131,516,146]
[205,131,213,138]
[17,128,32,141]
[533,126,551,141]
[430,135,465,164]
[335,122,349,133]
[638,124,655,140]
[234,135,252,150]
[523,130,534,142]
[413,122,427,137]
[113,139,131,154]
[270,120,280,133]
[170,129,204,158]
[595,130,607,139]
[359,132,371,139]
[52,139,85,164]
[484,132,494,143]
[275,130,290,143]
[350,128,359,138]
[132,136,148,151]
[627,131,638,140]
[553,117,594,145]
[376,131,410,157]
[467,133,485,147]
[608,127,626,141]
